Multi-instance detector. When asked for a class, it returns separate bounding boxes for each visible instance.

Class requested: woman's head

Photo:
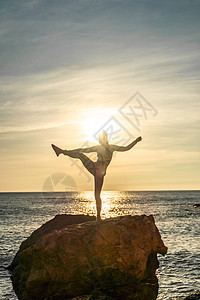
[98,131,108,145]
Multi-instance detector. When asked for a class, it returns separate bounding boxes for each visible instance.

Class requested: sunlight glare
[82,108,114,142]
[78,191,123,219]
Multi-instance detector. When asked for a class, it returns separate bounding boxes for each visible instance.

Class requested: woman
[52,131,142,220]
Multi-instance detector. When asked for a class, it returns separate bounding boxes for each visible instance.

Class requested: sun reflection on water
[78,191,125,219]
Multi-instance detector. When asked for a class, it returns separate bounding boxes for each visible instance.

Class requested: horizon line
[0,189,199,193]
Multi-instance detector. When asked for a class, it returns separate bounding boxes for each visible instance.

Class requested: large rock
[8,214,96,272]
[10,214,167,300]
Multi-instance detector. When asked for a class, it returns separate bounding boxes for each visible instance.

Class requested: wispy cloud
[0,0,199,190]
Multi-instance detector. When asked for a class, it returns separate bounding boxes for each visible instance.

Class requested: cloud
[1,0,200,77]
[0,41,199,134]
[0,0,199,190]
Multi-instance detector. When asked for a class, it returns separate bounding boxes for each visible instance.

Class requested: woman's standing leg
[94,176,104,221]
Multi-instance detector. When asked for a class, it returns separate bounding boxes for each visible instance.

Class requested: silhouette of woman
[52,131,142,220]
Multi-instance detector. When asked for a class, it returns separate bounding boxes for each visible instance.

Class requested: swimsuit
[94,160,110,177]
[94,144,113,177]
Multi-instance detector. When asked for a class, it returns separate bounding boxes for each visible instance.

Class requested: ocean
[0,191,200,300]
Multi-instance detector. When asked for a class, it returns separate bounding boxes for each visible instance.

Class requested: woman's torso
[96,144,113,164]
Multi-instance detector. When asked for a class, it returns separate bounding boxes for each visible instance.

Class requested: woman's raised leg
[51,144,95,175]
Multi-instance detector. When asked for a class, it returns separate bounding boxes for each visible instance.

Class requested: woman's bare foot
[96,214,102,222]
[136,136,142,143]
[51,144,63,156]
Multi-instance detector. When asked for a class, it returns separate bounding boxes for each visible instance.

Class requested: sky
[0,0,200,192]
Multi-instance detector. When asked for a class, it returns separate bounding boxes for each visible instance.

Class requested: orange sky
[0,1,199,192]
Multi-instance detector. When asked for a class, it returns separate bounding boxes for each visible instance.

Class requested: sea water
[0,191,200,300]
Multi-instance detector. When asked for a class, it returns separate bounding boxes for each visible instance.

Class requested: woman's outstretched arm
[111,136,142,152]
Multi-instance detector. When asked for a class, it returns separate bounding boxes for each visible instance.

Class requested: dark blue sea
[0,191,200,299]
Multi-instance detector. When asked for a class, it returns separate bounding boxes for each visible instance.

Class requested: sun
[82,108,114,142]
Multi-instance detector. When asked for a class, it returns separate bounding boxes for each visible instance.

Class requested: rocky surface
[9,214,167,300]
[8,214,96,272]
[183,291,200,299]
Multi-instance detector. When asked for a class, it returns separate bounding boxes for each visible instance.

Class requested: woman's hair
[98,131,108,144]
